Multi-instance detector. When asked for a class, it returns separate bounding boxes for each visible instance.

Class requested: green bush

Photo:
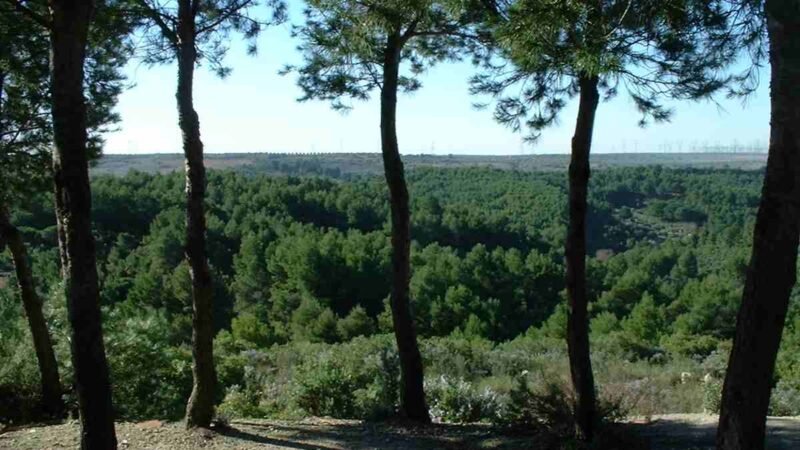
[218,385,268,419]
[292,336,399,419]
[702,378,722,414]
[294,357,359,417]
[105,308,192,420]
[337,306,376,341]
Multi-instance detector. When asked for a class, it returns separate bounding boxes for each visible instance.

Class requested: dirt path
[1,415,799,449]
[630,414,800,450]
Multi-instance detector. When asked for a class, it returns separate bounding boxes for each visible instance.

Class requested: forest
[2,0,799,448]
[4,165,799,423]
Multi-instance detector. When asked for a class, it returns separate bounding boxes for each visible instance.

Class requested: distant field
[92,152,768,177]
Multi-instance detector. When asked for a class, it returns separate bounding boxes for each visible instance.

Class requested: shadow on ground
[2,414,800,449]
[626,415,800,450]
[225,420,538,449]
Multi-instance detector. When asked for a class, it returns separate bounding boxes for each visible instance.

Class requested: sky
[104,9,772,156]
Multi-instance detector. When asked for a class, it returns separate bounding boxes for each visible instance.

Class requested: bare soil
[1,414,798,449]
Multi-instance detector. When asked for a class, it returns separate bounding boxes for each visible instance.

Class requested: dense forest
[3,165,798,424]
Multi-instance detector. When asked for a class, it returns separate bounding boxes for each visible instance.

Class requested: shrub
[231,312,274,348]
[702,378,722,414]
[337,306,376,341]
[661,333,720,358]
[493,374,631,449]
[425,375,499,423]
[105,308,193,420]
[217,385,268,419]
[225,335,400,420]
[294,357,358,417]
[769,381,800,416]
[423,335,494,380]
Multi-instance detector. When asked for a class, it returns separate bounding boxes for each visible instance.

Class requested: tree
[2,0,130,445]
[472,0,743,440]
[287,0,475,422]
[717,1,800,448]
[132,0,285,428]
[0,9,61,417]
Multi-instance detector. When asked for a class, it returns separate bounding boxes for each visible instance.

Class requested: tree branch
[196,0,254,35]
[3,0,50,29]
[136,0,178,45]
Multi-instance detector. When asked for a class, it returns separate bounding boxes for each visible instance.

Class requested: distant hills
[92,152,768,177]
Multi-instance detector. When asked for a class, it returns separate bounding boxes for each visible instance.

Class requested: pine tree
[131,0,286,427]
[717,1,800,448]
[1,0,130,443]
[286,0,478,422]
[471,0,746,440]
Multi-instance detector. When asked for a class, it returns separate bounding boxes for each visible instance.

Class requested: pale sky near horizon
[104,7,772,156]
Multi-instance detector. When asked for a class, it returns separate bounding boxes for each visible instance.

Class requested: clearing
[1,414,798,449]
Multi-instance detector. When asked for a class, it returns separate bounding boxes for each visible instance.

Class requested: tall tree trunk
[716,2,800,449]
[177,0,216,429]
[380,37,430,423]
[566,74,599,442]
[49,0,117,447]
[0,206,63,418]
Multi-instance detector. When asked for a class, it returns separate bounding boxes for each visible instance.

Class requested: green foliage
[294,357,360,417]
[1,165,791,422]
[104,308,193,420]
[287,0,474,111]
[337,306,377,340]
[0,0,132,207]
[291,298,340,343]
[621,293,665,347]
[134,0,286,76]
[702,378,723,414]
[292,338,400,419]
[0,290,44,423]
[472,0,748,139]
[231,312,274,349]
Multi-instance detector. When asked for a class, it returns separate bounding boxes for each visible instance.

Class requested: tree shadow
[220,426,341,450]
[625,419,716,450]
[230,420,540,449]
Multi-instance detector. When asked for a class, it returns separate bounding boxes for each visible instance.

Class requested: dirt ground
[629,414,800,450]
[1,414,799,450]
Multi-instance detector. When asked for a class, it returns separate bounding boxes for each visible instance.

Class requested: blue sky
[105,10,771,155]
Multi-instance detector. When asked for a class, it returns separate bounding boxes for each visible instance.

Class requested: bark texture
[566,75,600,442]
[380,36,430,423]
[49,0,117,447]
[0,206,63,418]
[177,0,217,429]
[716,2,800,449]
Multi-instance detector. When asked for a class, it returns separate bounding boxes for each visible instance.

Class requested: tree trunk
[566,75,599,442]
[380,36,430,423]
[0,206,64,418]
[49,0,117,447]
[716,2,800,449]
[177,0,216,429]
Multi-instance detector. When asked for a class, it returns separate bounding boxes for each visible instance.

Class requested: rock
[137,420,164,429]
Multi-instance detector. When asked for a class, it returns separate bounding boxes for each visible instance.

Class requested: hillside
[92,152,768,177]
[7,163,800,449]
